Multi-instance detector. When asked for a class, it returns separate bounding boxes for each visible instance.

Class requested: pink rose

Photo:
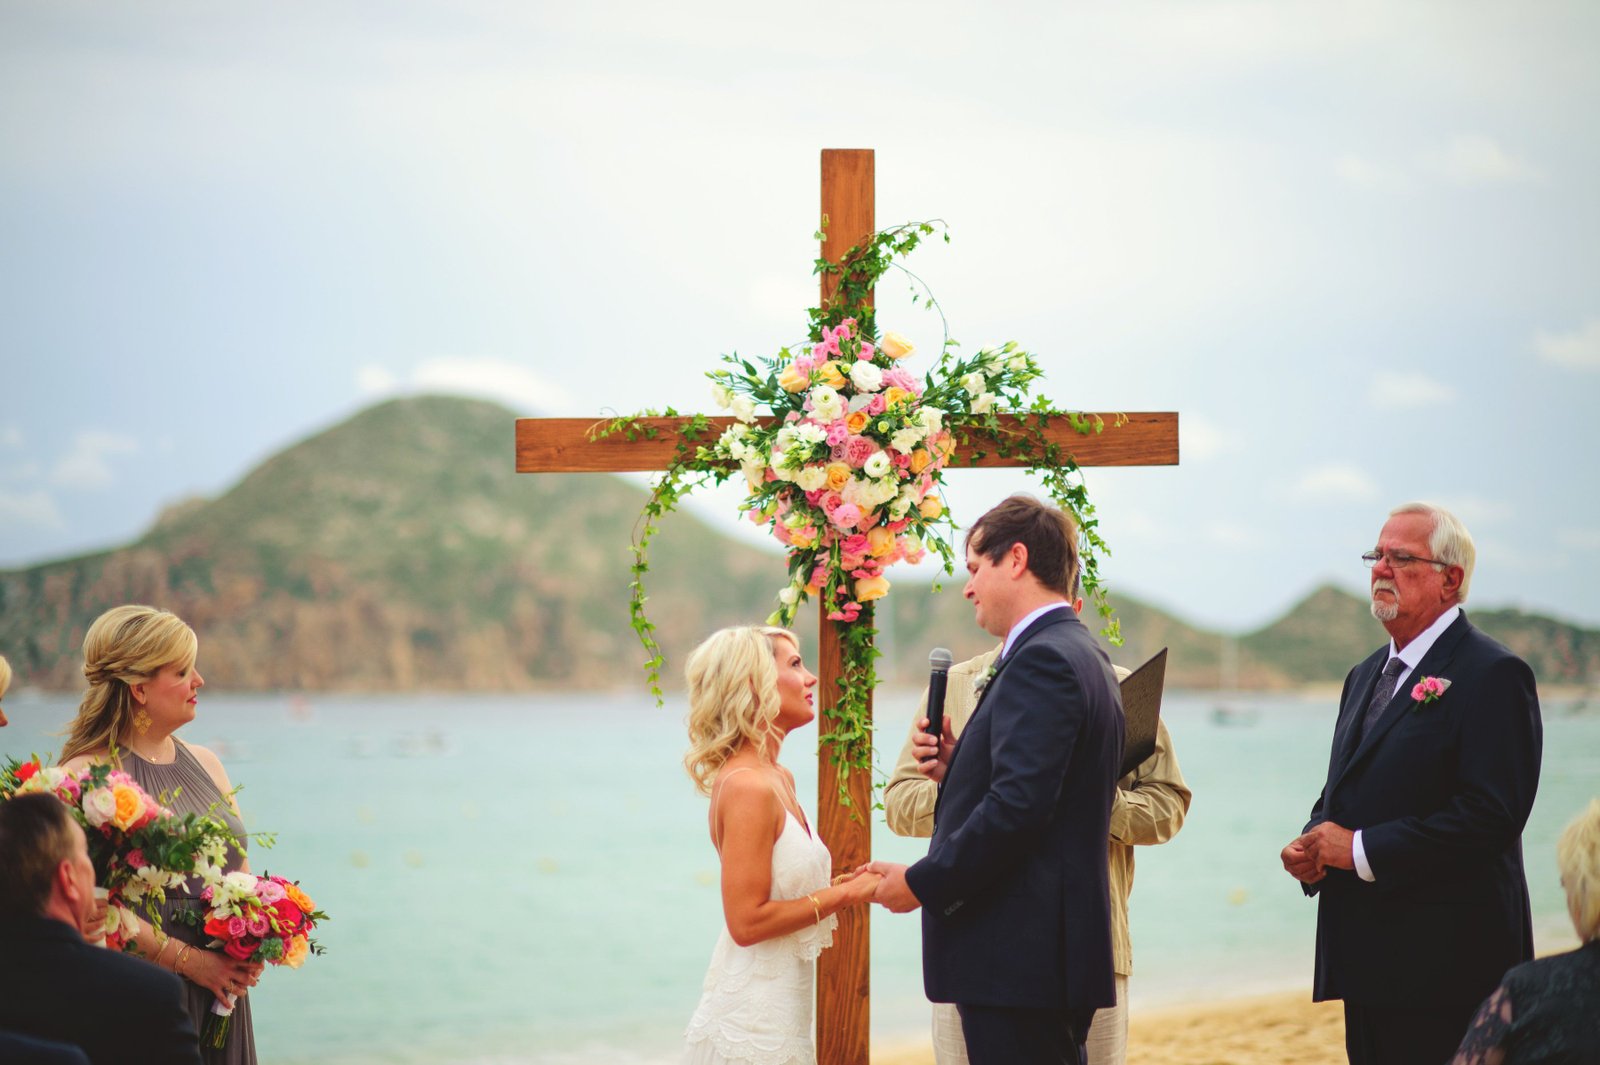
[826,422,849,446]
[842,533,870,556]
[882,367,920,394]
[126,849,146,870]
[226,915,248,938]
[858,342,875,360]
[844,436,875,468]
[866,394,886,415]
[246,913,270,937]
[832,504,862,530]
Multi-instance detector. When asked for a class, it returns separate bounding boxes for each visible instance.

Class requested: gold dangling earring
[132,708,153,735]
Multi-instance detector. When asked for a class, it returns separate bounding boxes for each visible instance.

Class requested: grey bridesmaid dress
[123,738,256,1065]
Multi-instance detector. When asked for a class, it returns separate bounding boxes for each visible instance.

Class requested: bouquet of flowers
[181,870,327,1048]
[2,755,237,950]
[708,320,1046,627]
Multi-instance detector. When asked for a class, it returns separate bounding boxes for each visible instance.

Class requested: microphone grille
[929,647,954,671]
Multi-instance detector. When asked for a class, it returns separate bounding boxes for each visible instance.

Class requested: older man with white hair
[1282,502,1543,1065]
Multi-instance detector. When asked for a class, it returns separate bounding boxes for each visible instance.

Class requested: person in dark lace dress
[59,605,263,1065]
[1452,798,1600,1065]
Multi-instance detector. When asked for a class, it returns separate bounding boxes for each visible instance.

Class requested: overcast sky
[3,1,1597,632]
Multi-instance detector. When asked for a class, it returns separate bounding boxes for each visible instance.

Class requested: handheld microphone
[925,647,954,740]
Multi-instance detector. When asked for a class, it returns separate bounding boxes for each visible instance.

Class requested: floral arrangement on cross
[599,220,1119,804]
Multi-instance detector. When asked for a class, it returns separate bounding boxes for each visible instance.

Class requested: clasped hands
[1281,821,1356,884]
[841,716,953,913]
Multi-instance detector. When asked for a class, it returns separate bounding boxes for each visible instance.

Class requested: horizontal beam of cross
[514,412,1178,473]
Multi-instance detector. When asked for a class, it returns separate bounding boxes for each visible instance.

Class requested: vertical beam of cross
[815,147,874,1065]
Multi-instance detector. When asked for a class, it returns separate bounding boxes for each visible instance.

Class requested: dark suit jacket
[905,607,1124,1012]
[0,916,201,1065]
[1304,611,1542,1008]
[0,1032,91,1065]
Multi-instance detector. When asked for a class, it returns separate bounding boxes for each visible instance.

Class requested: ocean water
[2,687,1594,1065]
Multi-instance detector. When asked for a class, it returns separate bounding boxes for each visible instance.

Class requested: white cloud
[1426,135,1542,185]
[0,488,64,529]
[354,359,575,415]
[51,431,140,489]
[1290,463,1379,504]
[1367,370,1459,409]
[1534,319,1600,370]
[1336,155,1412,194]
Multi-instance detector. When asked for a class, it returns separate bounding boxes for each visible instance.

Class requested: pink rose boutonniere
[1411,676,1452,709]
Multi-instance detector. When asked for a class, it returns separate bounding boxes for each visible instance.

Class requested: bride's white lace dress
[682,812,836,1065]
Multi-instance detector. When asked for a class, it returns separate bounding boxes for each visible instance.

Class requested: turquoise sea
[2,687,1595,1065]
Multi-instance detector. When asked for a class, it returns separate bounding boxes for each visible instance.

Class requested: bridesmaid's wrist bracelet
[807,893,822,924]
[174,944,193,977]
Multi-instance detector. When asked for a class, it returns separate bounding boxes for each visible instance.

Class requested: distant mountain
[3,395,1596,693]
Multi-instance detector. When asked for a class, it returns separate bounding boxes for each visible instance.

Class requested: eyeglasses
[1360,549,1451,570]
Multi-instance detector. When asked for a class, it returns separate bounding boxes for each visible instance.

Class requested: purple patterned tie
[1360,657,1408,741]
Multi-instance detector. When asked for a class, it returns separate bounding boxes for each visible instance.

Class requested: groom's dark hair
[967,494,1078,597]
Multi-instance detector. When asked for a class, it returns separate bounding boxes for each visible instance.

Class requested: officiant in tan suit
[884,579,1191,1065]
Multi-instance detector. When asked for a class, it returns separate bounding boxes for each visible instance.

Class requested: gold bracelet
[807,893,822,925]
[174,944,193,977]
[153,936,174,969]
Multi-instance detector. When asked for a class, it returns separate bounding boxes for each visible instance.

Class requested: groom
[865,494,1124,1065]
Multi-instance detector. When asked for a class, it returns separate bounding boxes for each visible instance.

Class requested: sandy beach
[875,990,1346,1065]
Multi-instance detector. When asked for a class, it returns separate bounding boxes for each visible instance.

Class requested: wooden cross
[514,149,1179,1065]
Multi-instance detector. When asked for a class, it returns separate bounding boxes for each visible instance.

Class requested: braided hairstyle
[59,605,197,765]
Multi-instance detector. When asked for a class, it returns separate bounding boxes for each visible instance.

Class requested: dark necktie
[1360,657,1408,741]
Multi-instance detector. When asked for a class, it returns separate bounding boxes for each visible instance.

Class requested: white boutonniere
[1410,676,1452,710]
[972,664,999,698]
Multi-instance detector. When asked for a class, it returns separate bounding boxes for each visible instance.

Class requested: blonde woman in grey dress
[60,605,262,1065]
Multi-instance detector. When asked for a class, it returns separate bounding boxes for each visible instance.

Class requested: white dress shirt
[1001,602,1072,660]
[1352,604,1462,881]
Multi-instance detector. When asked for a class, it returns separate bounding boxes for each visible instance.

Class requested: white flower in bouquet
[960,372,987,397]
[711,383,734,410]
[971,392,995,414]
[809,386,845,422]
[731,395,757,424]
[849,361,883,393]
[795,465,828,491]
[890,426,924,453]
[794,422,827,446]
[862,451,891,478]
[917,407,945,433]
[82,788,118,828]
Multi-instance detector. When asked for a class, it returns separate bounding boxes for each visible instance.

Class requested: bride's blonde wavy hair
[59,605,197,765]
[683,625,797,795]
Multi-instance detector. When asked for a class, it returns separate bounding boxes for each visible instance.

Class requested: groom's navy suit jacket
[1304,611,1542,1009]
[905,607,1124,1013]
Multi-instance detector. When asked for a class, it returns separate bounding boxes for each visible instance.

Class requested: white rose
[795,422,827,446]
[1008,354,1029,372]
[971,392,995,414]
[849,361,884,393]
[917,407,945,433]
[960,372,987,397]
[863,451,891,478]
[82,788,116,828]
[890,427,923,453]
[795,465,828,491]
[731,396,757,424]
[711,384,734,410]
[864,478,899,506]
[889,496,912,520]
[778,587,799,606]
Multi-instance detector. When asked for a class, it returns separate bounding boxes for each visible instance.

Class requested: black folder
[1118,648,1168,778]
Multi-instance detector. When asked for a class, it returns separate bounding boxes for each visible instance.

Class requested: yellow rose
[934,431,956,461]
[919,495,944,519]
[283,934,311,969]
[789,526,818,550]
[883,386,911,408]
[866,526,895,557]
[111,784,144,830]
[845,410,870,434]
[778,364,810,393]
[908,448,931,475]
[855,574,891,601]
[882,332,915,360]
[825,463,852,491]
[817,361,847,389]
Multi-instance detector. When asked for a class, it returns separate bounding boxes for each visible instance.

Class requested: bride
[681,626,881,1065]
